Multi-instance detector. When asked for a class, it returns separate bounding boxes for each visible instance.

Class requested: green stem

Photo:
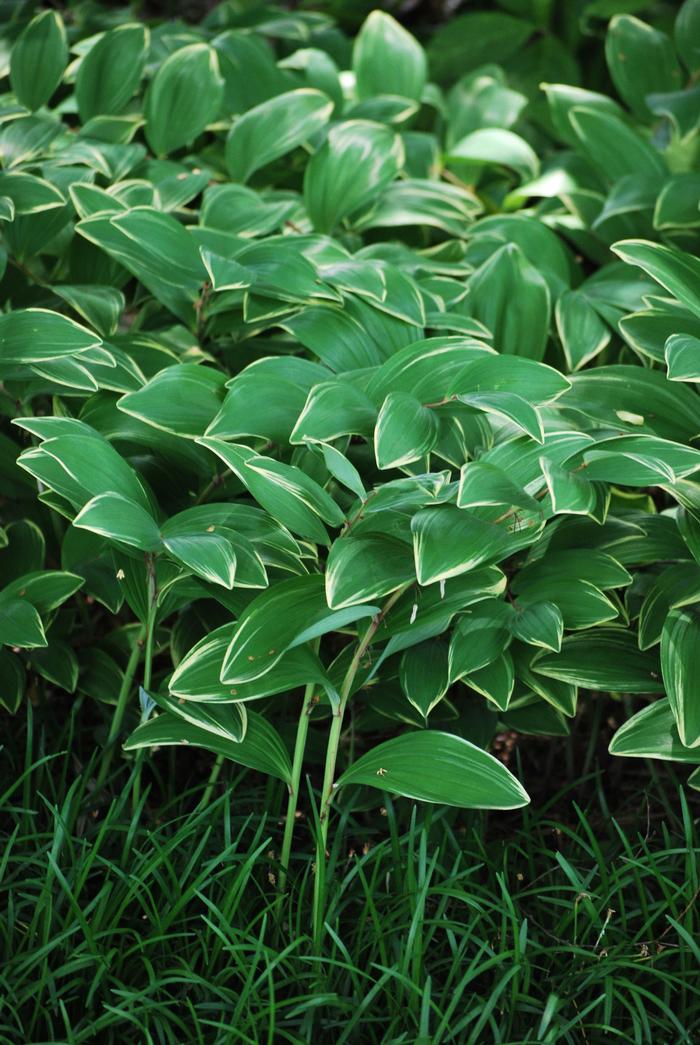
[278,681,317,897]
[96,625,146,791]
[312,583,411,948]
[133,557,157,812]
[197,752,225,811]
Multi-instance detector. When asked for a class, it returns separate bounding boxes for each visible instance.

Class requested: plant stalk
[132,556,157,811]
[197,752,225,811]
[95,624,146,791]
[312,583,411,948]
[277,681,317,897]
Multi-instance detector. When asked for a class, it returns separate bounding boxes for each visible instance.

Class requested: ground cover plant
[1,0,700,1039]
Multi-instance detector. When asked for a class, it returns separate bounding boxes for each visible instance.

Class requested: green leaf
[77,208,206,325]
[666,334,700,382]
[0,309,101,365]
[0,599,46,649]
[145,43,223,157]
[457,461,539,512]
[367,336,493,403]
[458,391,544,443]
[448,128,539,181]
[511,602,564,653]
[73,493,162,552]
[38,433,150,509]
[661,608,700,747]
[534,629,664,692]
[200,250,251,292]
[612,240,700,318]
[291,381,377,444]
[374,392,438,469]
[449,599,512,680]
[464,653,514,711]
[0,648,25,711]
[353,12,426,101]
[676,0,700,75]
[210,357,327,444]
[556,289,611,372]
[609,698,700,763]
[0,172,65,216]
[428,12,532,84]
[569,107,667,182]
[119,364,226,438]
[0,571,84,615]
[605,15,681,121]
[412,507,513,586]
[31,641,78,694]
[151,689,246,743]
[304,121,404,233]
[540,458,598,517]
[467,244,551,361]
[317,444,366,501]
[400,641,449,719]
[325,533,415,609]
[10,10,67,112]
[197,438,344,545]
[125,708,292,784]
[51,285,124,339]
[565,366,700,444]
[170,624,327,703]
[76,24,149,122]
[162,533,235,589]
[220,575,379,685]
[226,89,333,183]
[638,563,700,649]
[335,731,529,809]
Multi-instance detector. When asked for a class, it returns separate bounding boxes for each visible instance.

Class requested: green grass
[1,702,699,1044]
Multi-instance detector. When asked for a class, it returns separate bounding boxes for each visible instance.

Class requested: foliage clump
[1,1,700,902]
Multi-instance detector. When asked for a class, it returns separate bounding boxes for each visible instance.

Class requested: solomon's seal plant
[1,0,700,938]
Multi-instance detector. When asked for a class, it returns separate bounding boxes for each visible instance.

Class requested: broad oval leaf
[609,698,700,763]
[76,24,148,122]
[145,43,223,157]
[10,10,67,112]
[221,575,379,684]
[534,629,664,693]
[353,12,426,102]
[374,392,438,469]
[125,708,292,784]
[304,121,404,233]
[661,608,700,747]
[325,533,415,610]
[335,731,529,809]
[119,364,227,438]
[226,89,333,183]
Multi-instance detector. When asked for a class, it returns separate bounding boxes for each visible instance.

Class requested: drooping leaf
[412,506,513,586]
[125,709,292,784]
[73,493,162,552]
[220,575,379,684]
[335,731,529,809]
[374,392,438,469]
[534,629,664,692]
[119,364,227,438]
[325,533,415,609]
[10,10,67,112]
[145,43,223,157]
[609,698,700,763]
[661,608,700,747]
[304,121,404,233]
[76,24,148,122]
[226,89,333,183]
[354,11,426,101]
[400,641,449,719]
